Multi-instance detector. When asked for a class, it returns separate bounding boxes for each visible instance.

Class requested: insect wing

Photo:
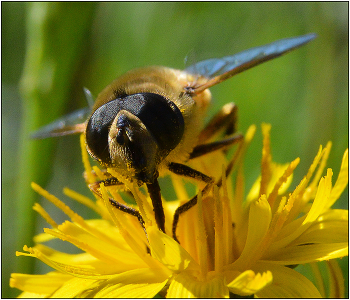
[31,107,90,139]
[83,87,95,108]
[185,33,316,94]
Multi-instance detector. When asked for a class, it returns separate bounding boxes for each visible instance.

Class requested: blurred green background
[2,2,348,298]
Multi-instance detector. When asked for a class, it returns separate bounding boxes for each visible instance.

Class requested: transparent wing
[83,87,95,108]
[185,33,316,94]
[31,88,95,139]
[31,107,90,139]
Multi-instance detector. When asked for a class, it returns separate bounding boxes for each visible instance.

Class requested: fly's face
[85,88,185,183]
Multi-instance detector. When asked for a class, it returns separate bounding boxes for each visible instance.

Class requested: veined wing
[31,107,90,139]
[31,88,95,139]
[185,33,316,94]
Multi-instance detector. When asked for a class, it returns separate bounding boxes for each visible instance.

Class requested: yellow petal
[290,210,348,245]
[83,219,141,252]
[50,276,100,298]
[327,260,345,298]
[63,187,103,216]
[147,225,198,271]
[227,270,272,296]
[33,244,139,275]
[260,123,272,197]
[303,169,333,223]
[10,272,72,295]
[231,195,271,270]
[45,222,147,269]
[254,262,322,298]
[264,243,348,264]
[17,291,47,298]
[285,145,325,222]
[267,159,299,211]
[195,190,209,278]
[167,271,229,298]
[271,169,333,251]
[327,149,349,209]
[246,176,261,202]
[308,141,332,193]
[31,182,85,224]
[19,245,118,278]
[318,208,348,222]
[99,182,160,270]
[32,203,58,228]
[80,133,94,184]
[92,268,169,298]
[309,262,326,297]
[247,162,294,205]
[33,231,57,243]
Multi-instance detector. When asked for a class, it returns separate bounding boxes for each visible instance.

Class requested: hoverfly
[33,34,316,242]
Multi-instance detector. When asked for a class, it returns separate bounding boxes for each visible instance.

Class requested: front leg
[89,173,166,234]
[168,162,214,242]
[88,176,124,196]
[88,177,145,229]
[146,180,166,233]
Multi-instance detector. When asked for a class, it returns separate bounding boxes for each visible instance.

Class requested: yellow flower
[10,124,348,298]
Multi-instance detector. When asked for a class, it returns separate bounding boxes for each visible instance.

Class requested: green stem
[16,2,97,275]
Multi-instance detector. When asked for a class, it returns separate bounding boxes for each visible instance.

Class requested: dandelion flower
[10,124,348,298]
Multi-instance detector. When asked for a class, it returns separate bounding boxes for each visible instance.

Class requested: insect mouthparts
[116,127,125,145]
[116,115,130,145]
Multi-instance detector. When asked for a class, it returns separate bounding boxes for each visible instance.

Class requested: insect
[33,33,316,242]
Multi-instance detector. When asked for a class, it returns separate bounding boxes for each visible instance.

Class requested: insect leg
[189,134,243,159]
[90,174,166,234]
[170,102,244,242]
[168,162,214,183]
[146,180,166,233]
[197,102,237,144]
[189,102,243,159]
[170,149,244,242]
[168,162,214,242]
[88,178,145,229]
[89,177,124,193]
[109,198,145,228]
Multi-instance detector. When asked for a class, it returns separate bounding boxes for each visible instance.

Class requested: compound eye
[125,93,185,154]
[85,92,185,166]
[85,100,120,164]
